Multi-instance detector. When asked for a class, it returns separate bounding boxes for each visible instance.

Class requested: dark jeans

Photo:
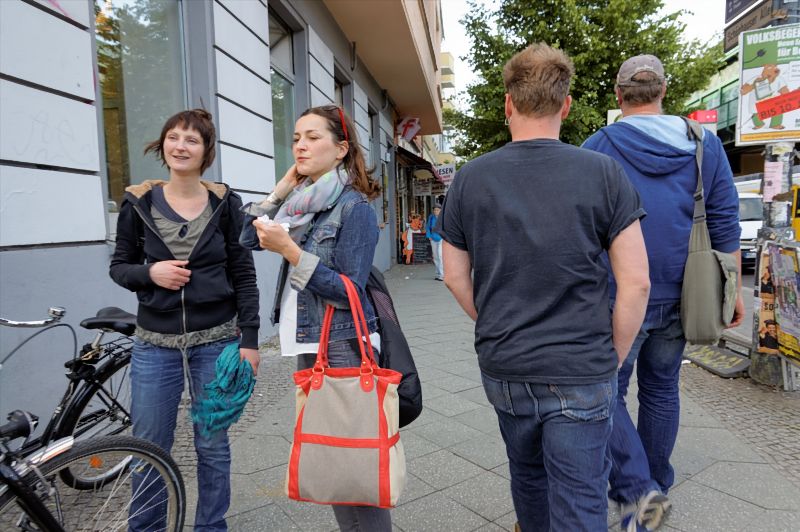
[482,372,617,532]
[297,340,392,532]
[608,301,685,503]
[129,338,235,531]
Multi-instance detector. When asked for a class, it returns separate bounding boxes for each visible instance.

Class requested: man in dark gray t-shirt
[436,44,651,531]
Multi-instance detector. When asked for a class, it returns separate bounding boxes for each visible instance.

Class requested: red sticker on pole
[755,89,800,121]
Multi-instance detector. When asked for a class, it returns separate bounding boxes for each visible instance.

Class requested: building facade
[0,0,442,417]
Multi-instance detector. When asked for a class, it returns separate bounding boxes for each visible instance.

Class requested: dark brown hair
[299,105,380,199]
[616,71,665,106]
[144,108,217,174]
[503,43,574,117]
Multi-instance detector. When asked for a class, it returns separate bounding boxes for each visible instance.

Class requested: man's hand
[149,260,191,290]
[727,292,745,329]
[240,347,260,376]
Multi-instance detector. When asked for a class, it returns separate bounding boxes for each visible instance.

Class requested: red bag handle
[313,274,377,375]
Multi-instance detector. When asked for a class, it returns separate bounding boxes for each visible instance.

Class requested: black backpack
[366,267,423,427]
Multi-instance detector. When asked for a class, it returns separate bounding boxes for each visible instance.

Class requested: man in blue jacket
[426,204,444,280]
[583,55,743,532]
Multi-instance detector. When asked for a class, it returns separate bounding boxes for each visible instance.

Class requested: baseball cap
[616,55,665,86]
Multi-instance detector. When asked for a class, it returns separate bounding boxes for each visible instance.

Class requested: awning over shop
[397,147,440,183]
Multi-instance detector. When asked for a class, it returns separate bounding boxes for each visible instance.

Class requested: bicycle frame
[1,310,132,457]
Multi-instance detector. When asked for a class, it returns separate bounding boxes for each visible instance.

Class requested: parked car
[739,192,763,271]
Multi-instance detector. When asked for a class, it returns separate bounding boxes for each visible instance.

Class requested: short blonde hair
[503,43,574,117]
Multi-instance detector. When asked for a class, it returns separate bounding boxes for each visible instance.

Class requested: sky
[440,0,727,97]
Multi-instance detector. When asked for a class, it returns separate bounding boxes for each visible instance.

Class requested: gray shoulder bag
[680,118,739,345]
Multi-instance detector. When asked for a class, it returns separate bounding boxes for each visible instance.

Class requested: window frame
[92,0,195,239]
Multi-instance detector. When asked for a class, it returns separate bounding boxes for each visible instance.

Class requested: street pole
[750,143,795,385]
[748,0,800,386]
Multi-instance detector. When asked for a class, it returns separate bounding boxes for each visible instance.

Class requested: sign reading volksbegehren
[737,24,800,146]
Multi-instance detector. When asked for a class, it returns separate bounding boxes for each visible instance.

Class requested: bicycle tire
[54,347,133,490]
[0,435,185,532]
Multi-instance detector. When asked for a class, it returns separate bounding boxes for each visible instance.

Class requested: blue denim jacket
[240,186,379,343]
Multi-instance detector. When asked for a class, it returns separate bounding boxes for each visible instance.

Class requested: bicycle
[0,307,186,530]
[0,413,185,530]
[0,307,136,451]
[0,307,136,487]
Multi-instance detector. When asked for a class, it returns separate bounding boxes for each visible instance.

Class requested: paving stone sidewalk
[183,264,799,531]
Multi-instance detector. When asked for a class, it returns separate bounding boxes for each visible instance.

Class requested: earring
[504,116,511,126]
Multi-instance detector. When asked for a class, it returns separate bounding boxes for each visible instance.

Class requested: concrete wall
[0,0,402,420]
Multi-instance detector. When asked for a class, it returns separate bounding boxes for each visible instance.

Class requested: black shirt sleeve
[605,160,646,247]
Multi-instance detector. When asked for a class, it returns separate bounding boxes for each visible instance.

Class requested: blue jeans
[608,301,686,504]
[129,338,236,531]
[430,239,443,278]
[482,372,617,532]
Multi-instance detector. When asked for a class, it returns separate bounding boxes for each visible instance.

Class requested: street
[171,264,799,531]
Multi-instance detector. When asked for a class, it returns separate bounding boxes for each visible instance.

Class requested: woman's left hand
[253,220,301,264]
[240,347,260,376]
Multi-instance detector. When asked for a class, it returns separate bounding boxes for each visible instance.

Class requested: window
[334,79,344,107]
[702,90,720,111]
[95,0,187,209]
[269,11,295,178]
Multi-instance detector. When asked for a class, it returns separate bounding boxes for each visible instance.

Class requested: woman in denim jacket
[241,105,384,531]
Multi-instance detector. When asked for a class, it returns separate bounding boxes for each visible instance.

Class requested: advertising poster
[757,248,779,354]
[737,24,800,146]
[770,245,800,362]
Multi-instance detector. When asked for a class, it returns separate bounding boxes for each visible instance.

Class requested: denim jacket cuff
[290,251,320,291]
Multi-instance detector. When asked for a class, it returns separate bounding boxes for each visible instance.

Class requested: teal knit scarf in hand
[192,343,255,439]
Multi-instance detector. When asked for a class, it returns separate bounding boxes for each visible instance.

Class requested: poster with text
[771,245,800,362]
[737,24,800,146]
[757,248,780,354]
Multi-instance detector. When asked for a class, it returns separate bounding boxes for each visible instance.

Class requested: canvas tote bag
[680,118,739,345]
[286,274,406,508]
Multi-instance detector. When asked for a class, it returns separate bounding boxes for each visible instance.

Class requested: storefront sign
[435,163,455,185]
[726,0,761,24]
[724,0,776,52]
[396,117,421,142]
[736,23,800,145]
[413,180,432,196]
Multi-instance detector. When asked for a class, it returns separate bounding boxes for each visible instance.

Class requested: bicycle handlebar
[0,307,66,328]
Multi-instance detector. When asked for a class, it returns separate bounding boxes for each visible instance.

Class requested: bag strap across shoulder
[681,117,706,223]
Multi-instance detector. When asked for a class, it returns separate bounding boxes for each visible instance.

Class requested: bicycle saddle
[80,307,137,336]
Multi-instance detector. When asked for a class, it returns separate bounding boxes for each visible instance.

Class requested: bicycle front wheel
[0,435,185,532]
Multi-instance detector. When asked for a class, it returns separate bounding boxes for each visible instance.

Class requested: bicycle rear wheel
[58,339,133,441]
[0,435,185,532]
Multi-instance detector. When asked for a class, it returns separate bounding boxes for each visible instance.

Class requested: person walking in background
[241,105,388,532]
[437,43,650,531]
[110,109,260,531]
[426,204,445,280]
[583,54,743,531]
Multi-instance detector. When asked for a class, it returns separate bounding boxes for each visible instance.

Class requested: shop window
[95,0,187,210]
[270,10,295,178]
